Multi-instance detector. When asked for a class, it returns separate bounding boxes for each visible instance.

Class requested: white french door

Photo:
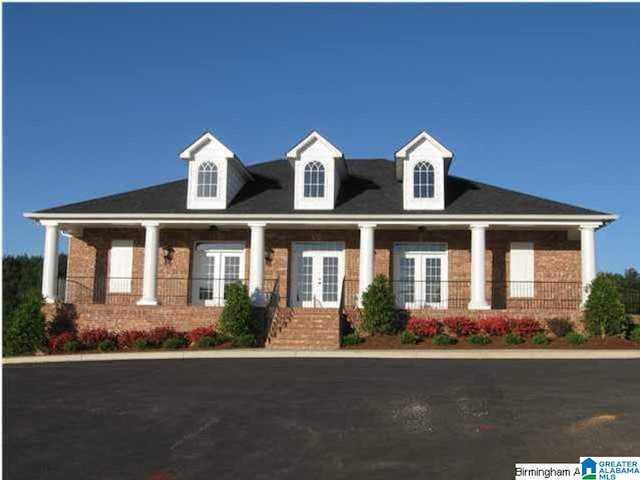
[192,243,245,307]
[291,242,345,308]
[393,243,448,309]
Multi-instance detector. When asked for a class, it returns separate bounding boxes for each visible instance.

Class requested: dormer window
[413,161,434,198]
[304,161,325,198]
[197,162,218,198]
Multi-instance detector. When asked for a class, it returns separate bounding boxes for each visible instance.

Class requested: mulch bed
[345,334,640,350]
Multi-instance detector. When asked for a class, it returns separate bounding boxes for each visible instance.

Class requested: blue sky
[3,4,639,273]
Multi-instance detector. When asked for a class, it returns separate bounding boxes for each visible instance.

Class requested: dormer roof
[395,131,454,181]
[179,131,252,181]
[286,130,343,162]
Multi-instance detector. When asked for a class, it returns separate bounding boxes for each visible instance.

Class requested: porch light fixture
[162,246,175,264]
[264,247,274,264]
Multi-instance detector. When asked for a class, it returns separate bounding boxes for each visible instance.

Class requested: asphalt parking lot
[4,359,640,479]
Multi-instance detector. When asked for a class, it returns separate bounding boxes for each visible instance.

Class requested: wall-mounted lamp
[162,246,175,264]
[264,247,274,264]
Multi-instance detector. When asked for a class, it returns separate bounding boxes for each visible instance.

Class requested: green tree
[584,275,627,339]
[219,283,257,343]
[4,292,46,356]
[361,275,396,335]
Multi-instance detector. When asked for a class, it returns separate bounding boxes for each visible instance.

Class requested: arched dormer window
[303,161,325,198]
[197,162,218,198]
[413,161,434,198]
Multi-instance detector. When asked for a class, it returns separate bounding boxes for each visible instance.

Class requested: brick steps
[267,307,340,349]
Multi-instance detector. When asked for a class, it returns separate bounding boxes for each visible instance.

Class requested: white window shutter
[109,240,133,293]
[509,242,534,298]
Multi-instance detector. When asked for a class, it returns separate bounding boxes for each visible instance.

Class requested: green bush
[97,339,117,352]
[467,334,491,345]
[63,339,82,353]
[162,336,189,350]
[505,332,525,345]
[4,293,46,356]
[219,283,257,340]
[547,318,573,337]
[566,331,587,345]
[531,333,550,345]
[361,275,396,335]
[134,338,153,350]
[628,326,640,343]
[584,276,627,338]
[231,333,257,348]
[433,334,457,346]
[196,335,226,348]
[400,330,419,345]
[342,332,364,346]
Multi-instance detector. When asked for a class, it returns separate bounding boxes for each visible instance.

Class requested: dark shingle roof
[36,159,607,216]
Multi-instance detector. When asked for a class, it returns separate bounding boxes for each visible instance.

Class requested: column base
[467,301,491,310]
[136,298,158,306]
[44,296,58,304]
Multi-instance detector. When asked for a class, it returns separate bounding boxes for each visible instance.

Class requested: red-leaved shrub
[186,326,216,345]
[511,318,543,338]
[406,318,442,338]
[442,317,479,336]
[116,330,149,349]
[79,328,114,349]
[147,327,178,345]
[49,332,76,353]
[477,317,511,336]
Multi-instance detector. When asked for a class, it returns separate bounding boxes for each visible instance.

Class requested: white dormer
[180,132,252,210]
[395,131,453,211]
[286,131,347,210]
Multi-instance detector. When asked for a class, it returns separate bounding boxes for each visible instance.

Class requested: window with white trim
[509,242,534,298]
[197,161,218,198]
[303,161,325,198]
[413,161,434,198]
[108,240,133,293]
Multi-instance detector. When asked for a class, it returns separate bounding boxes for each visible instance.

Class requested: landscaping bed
[344,334,639,350]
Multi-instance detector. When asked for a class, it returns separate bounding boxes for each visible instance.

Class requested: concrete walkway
[4,348,640,364]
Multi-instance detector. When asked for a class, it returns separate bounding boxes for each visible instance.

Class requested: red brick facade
[54,227,582,338]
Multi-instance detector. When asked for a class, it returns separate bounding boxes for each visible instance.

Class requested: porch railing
[342,279,584,311]
[59,276,277,306]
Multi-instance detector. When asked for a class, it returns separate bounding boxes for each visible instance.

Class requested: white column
[468,223,490,310]
[137,221,160,306]
[249,223,266,306]
[41,221,60,303]
[580,225,597,304]
[358,223,376,305]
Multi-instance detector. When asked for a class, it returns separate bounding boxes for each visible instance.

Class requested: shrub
[442,317,478,337]
[511,318,543,338]
[133,337,153,350]
[400,330,419,344]
[584,276,628,338]
[477,317,510,336]
[116,330,148,349]
[97,339,117,352]
[219,283,257,340]
[467,334,491,345]
[63,340,82,353]
[433,334,457,346]
[78,328,113,350]
[197,335,226,348]
[566,331,587,345]
[361,276,396,335]
[342,332,364,346]
[187,326,216,345]
[162,336,189,350]
[406,318,441,338]
[231,333,257,348]
[531,333,550,346]
[547,318,573,338]
[4,293,46,356]
[147,327,178,346]
[49,332,77,353]
[505,332,525,345]
[629,326,640,343]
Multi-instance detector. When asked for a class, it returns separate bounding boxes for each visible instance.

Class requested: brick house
[26,131,616,348]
